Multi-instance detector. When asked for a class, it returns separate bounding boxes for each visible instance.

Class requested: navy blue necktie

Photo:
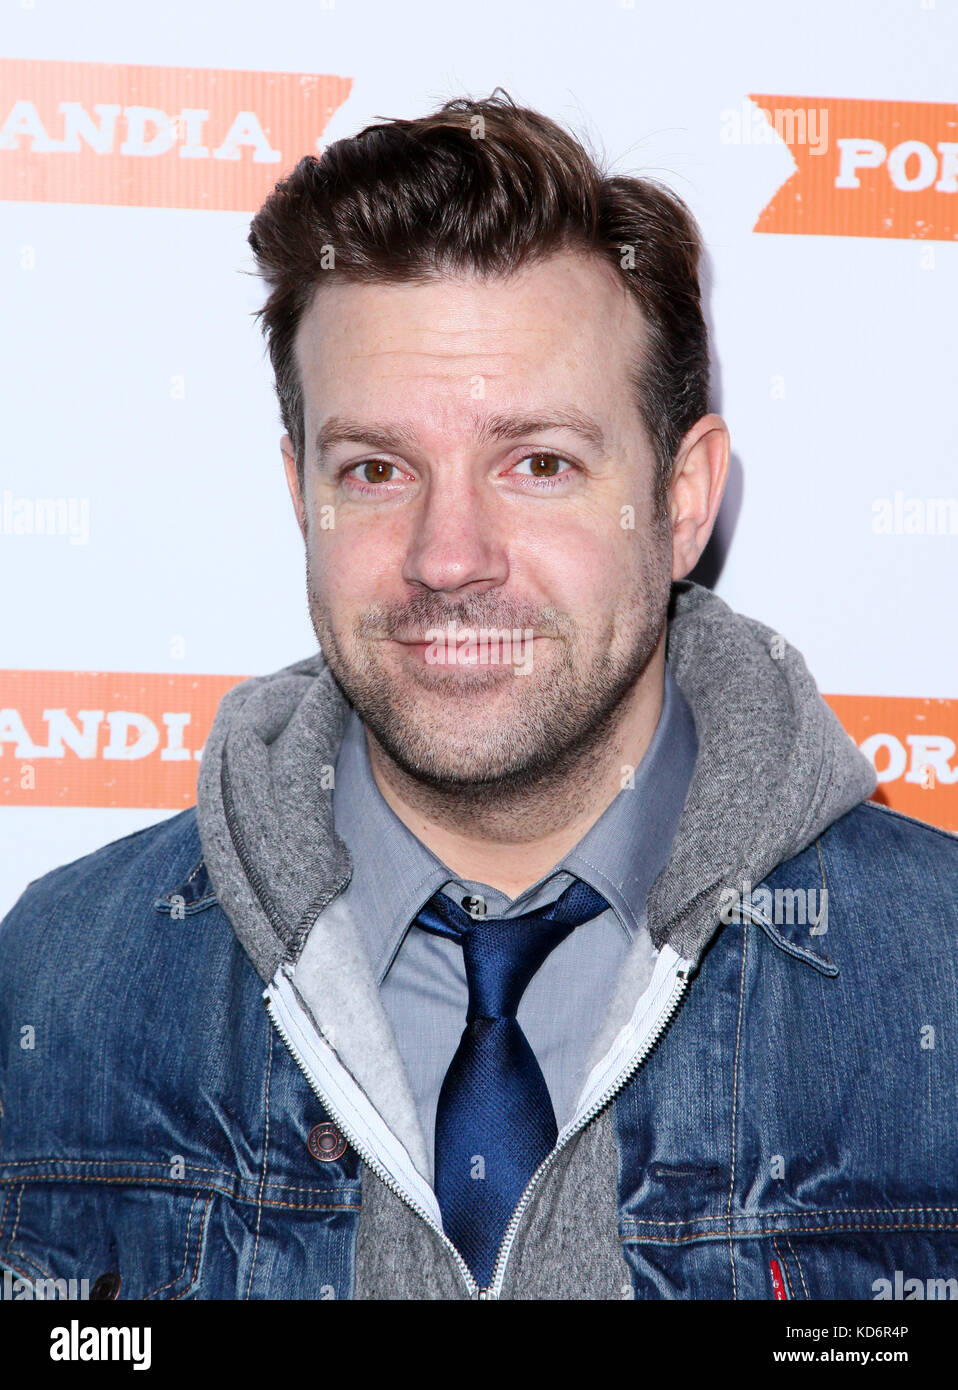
[415,878,610,1287]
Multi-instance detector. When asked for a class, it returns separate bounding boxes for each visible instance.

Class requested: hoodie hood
[196,580,877,985]
[648,581,877,960]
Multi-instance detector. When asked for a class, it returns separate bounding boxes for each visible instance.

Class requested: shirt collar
[332,663,698,984]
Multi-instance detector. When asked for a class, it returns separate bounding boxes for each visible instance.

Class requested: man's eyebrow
[479,410,606,451]
[314,408,606,461]
[315,418,421,461]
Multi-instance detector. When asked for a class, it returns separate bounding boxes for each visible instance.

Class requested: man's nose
[401,472,509,594]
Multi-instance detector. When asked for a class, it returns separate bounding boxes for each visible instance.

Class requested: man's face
[286,250,674,791]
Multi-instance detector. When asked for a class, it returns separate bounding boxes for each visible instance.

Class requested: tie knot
[415,879,609,1021]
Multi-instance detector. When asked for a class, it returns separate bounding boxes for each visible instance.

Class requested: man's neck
[364,643,666,898]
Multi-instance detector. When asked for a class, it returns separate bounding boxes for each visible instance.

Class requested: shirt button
[89,1271,121,1300]
[461,894,486,918]
[307,1122,348,1162]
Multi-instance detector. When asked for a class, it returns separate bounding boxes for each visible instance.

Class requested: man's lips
[384,634,549,666]
[387,635,548,644]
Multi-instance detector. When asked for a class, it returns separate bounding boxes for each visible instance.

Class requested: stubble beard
[303,507,673,817]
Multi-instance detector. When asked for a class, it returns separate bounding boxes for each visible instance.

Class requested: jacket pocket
[727,1225,958,1300]
[755,1227,958,1301]
[0,1180,212,1300]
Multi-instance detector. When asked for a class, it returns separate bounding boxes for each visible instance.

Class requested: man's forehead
[294,252,644,371]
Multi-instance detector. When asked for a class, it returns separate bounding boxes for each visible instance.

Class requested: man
[1,93,956,1302]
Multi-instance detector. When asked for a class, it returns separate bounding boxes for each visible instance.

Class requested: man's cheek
[311,531,357,591]
[332,517,403,575]
[533,535,610,604]
[313,539,391,632]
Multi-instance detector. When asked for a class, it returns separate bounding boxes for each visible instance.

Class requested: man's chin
[367,728,542,795]
[362,710,534,788]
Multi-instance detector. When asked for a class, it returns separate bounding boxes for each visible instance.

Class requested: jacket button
[307,1122,348,1162]
[90,1272,121,1300]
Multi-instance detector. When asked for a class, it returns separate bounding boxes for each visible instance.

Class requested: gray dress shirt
[331,665,698,1172]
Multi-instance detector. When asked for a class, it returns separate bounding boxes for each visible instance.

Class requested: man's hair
[248,90,709,506]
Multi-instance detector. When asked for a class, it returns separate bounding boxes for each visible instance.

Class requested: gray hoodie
[195,579,877,1298]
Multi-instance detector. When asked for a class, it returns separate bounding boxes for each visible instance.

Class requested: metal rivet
[89,1271,121,1300]
[307,1121,348,1163]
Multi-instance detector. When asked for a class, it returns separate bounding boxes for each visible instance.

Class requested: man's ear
[281,434,308,541]
[669,413,730,580]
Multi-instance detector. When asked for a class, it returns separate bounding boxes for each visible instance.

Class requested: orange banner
[0,58,352,211]
[1,671,956,830]
[751,94,958,241]
[0,670,242,808]
[823,693,958,829]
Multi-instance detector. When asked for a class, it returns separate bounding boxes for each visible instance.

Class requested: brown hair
[248,89,709,505]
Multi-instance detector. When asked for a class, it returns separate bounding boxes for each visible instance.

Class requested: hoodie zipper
[265,961,689,1301]
[482,963,689,1298]
[263,989,479,1295]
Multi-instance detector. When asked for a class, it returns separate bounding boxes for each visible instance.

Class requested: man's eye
[348,460,398,485]
[512,452,573,479]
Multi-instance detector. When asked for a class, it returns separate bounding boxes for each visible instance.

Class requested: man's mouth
[386,633,547,668]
